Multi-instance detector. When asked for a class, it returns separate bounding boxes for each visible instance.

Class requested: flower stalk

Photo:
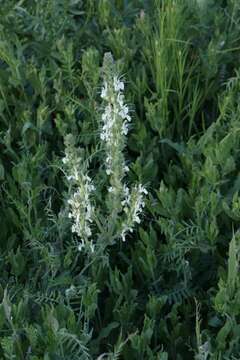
[100,53,131,213]
[62,134,95,252]
[100,53,148,241]
[62,53,147,252]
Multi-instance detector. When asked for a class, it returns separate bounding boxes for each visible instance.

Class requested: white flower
[117,93,124,106]
[89,241,95,253]
[119,105,130,120]
[120,183,147,241]
[121,228,127,242]
[68,184,94,240]
[78,243,84,251]
[62,156,68,164]
[121,121,129,135]
[100,53,147,241]
[113,76,124,92]
[100,70,131,179]
[101,81,108,99]
[63,140,96,248]
[121,184,130,206]
[120,224,133,242]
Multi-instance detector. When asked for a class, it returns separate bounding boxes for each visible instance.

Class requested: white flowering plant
[62,52,147,252]
[62,134,96,252]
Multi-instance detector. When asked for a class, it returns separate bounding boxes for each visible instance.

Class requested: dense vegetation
[1,0,240,359]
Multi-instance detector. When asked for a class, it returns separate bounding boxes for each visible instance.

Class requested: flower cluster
[67,175,95,241]
[100,53,148,241]
[100,73,131,180]
[63,53,148,251]
[63,135,95,251]
[120,184,148,241]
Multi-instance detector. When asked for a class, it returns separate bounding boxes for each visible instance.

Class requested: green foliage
[1,0,240,359]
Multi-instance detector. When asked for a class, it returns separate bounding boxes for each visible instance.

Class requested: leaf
[160,139,186,155]
[227,232,238,296]
[216,318,232,351]
[0,161,4,180]
[2,289,11,324]
[98,322,119,341]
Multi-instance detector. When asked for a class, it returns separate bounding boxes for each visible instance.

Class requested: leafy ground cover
[1,0,240,359]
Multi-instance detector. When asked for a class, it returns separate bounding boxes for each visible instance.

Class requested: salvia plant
[62,52,147,253]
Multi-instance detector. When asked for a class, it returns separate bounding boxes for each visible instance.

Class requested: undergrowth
[1,0,240,359]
